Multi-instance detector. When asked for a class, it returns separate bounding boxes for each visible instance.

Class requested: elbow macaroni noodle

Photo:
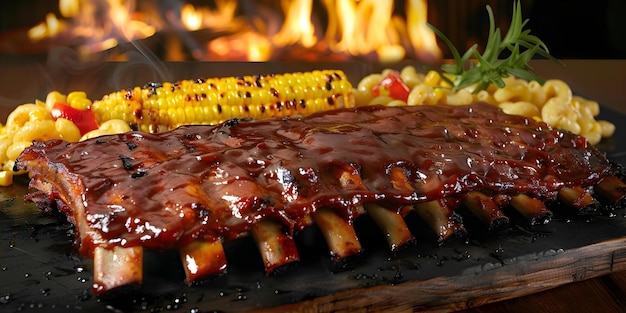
[0,67,617,186]
[0,91,130,186]
[354,65,615,146]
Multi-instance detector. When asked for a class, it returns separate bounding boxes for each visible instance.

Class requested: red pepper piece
[51,102,99,135]
[371,71,411,102]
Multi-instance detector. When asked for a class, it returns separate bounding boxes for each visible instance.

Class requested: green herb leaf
[427,0,562,93]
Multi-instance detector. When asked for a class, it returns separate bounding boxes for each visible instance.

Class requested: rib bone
[93,246,143,295]
[413,199,464,242]
[557,186,596,211]
[462,191,509,230]
[250,219,300,273]
[313,207,362,260]
[510,194,552,225]
[179,240,227,283]
[595,176,626,204]
[364,203,414,251]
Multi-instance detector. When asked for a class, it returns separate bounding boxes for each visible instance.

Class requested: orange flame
[27,13,66,40]
[273,0,317,48]
[406,0,442,63]
[271,0,441,62]
[29,0,440,62]
[180,0,238,31]
[27,0,155,54]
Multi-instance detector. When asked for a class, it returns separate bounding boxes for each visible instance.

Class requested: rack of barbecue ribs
[15,103,626,295]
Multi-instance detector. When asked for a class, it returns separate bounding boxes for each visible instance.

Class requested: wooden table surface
[0,57,625,312]
[458,270,626,312]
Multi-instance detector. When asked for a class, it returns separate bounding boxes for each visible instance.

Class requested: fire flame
[27,13,66,40]
[273,0,317,48]
[27,0,155,54]
[27,0,440,62]
[201,0,442,62]
[180,0,238,32]
[323,0,441,62]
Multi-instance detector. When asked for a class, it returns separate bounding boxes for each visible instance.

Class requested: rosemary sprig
[428,0,562,92]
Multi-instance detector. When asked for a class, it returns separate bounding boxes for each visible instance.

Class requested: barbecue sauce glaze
[16,103,613,253]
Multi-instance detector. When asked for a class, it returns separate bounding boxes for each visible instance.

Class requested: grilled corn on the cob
[92,70,355,133]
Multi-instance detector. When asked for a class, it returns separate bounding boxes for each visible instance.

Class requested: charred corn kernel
[66,91,92,110]
[91,70,354,133]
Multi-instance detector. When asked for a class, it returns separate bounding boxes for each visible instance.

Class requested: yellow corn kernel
[432,88,447,104]
[66,91,92,110]
[91,70,354,133]
[423,70,441,87]
[439,73,455,88]
[0,170,13,187]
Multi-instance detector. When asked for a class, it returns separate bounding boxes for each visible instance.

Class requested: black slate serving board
[1,63,626,312]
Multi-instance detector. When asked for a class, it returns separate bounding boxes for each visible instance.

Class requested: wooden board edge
[250,236,626,313]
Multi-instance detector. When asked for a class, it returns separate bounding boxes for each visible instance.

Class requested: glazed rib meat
[15,103,625,294]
